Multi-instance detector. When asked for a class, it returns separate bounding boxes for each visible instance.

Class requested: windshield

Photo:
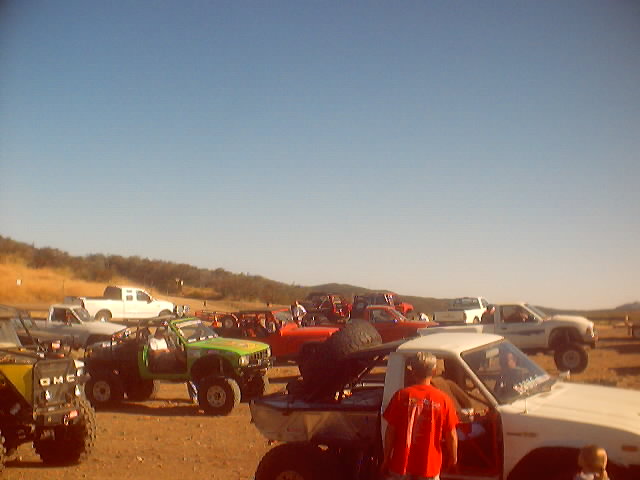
[174,319,217,343]
[73,307,93,322]
[525,304,548,319]
[462,340,554,404]
[450,298,481,310]
[0,320,22,348]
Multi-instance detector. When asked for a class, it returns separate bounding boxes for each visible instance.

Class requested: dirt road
[4,325,639,480]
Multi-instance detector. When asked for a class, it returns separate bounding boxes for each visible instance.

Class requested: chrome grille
[33,359,77,408]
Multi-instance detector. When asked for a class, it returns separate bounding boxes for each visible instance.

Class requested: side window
[373,310,393,323]
[501,306,520,323]
[137,291,150,302]
[51,308,65,322]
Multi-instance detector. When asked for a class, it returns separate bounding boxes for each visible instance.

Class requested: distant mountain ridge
[615,301,640,311]
[0,235,631,316]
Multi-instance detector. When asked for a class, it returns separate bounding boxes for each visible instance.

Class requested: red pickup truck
[214,309,338,362]
[359,305,435,342]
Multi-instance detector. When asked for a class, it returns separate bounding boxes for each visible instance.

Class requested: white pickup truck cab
[68,285,182,322]
[250,333,640,480]
[421,303,597,373]
[13,304,122,349]
[433,296,489,324]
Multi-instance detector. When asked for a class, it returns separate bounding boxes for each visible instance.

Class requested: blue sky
[1,1,639,309]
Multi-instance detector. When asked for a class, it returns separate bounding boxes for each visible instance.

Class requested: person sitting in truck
[504,306,529,323]
[494,349,527,400]
[148,327,176,372]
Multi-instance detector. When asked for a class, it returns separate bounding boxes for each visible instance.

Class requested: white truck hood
[546,314,593,327]
[500,381,640,471]
[523,382,640,432]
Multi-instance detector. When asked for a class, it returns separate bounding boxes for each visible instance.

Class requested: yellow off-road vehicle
[0,305,96,471]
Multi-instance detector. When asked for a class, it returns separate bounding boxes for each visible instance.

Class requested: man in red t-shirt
[382,352,458,480]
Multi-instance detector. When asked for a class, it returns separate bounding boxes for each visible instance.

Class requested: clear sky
[1,1,639,310]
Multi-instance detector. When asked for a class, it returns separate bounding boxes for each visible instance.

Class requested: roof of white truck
[398,332,504,355]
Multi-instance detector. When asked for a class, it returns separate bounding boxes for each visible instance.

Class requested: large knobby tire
[85,371,124,407]
[94,310,112,322]
[255,443,322,480]
[34,399,97,465]
[197,376,241,415]
[300,319,382,399]
[125,379,158,401]
[554,343,588,373]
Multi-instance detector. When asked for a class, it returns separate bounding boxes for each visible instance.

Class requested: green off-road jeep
[0,306,96,471]
[83,316,272,415]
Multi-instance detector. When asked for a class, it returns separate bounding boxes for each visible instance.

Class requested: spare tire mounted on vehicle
[298,319,382,401]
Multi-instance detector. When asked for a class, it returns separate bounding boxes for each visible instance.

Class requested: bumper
[34,404,81,427]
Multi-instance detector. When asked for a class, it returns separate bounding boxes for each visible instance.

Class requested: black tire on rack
[300,319,382,398]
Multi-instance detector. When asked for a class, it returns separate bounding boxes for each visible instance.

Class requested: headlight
[239,355,249,366]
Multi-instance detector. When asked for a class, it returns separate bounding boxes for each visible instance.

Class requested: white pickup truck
[433,296,489,324]
[421,302,597,373]
[12,303,122,349]
[67,285,185,322]
[250,332,640,480]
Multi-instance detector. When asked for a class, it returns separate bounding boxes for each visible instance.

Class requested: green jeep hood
[188,337,269,355]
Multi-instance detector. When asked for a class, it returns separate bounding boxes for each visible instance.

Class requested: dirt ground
[4,324,639,480]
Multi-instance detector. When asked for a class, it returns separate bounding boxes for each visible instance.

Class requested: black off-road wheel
[554,343,588,373]
[85,371,124,407]
[125,379,158,401]
[256,443,332,480]
[34,399,97,465]
[197,376,241,415]
[94,310,112,322]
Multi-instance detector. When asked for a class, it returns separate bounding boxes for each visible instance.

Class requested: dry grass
[0,261,275,312]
